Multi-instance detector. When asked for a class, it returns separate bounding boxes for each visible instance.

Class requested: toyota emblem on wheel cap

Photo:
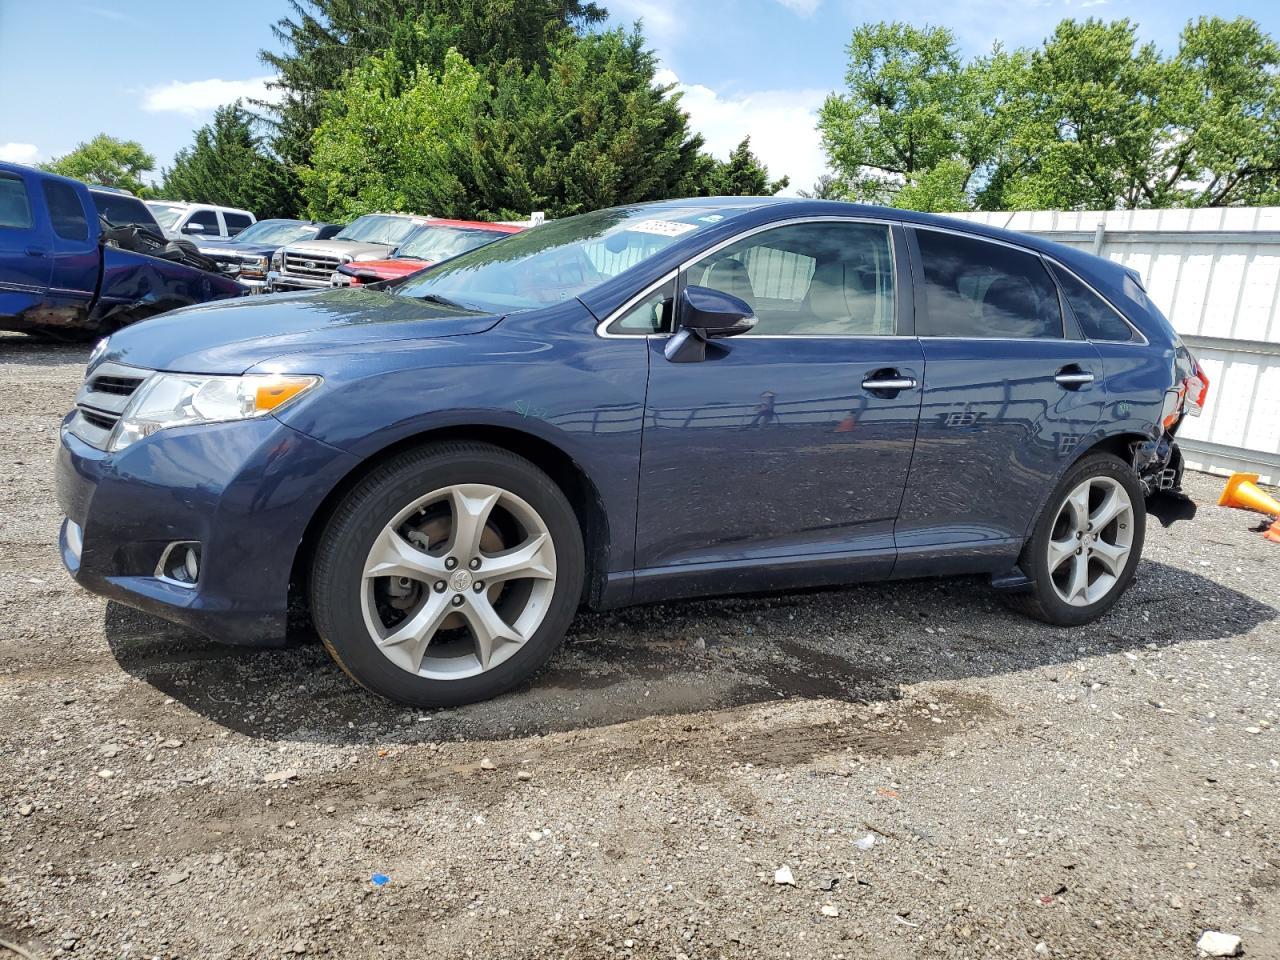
[450,570,473,592]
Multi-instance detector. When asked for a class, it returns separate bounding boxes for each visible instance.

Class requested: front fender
[94,246,246,327]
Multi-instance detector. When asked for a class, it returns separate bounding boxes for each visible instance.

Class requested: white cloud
[142,75,282,115]
[659,69,829,196]
[0,143,40,165]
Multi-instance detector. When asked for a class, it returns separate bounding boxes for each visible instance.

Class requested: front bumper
[56,414,358,646]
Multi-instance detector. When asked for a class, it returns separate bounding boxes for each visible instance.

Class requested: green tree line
[39,5,1280,218]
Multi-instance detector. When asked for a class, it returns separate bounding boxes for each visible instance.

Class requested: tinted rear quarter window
[1051,263,1135,342]
[92,193,157,231]
[915,229,1062,339]
[42,181,88,241]
[224,212,253,235]
[186,209,221,234]
[0,172,33,229]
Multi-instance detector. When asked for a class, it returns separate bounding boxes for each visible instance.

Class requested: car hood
[282,238,395,260]
[99,288,501,374]
[197,240,278,258]
[349,257,434,279]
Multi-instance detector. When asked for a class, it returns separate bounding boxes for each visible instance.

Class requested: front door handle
[1054,366,1095,388]
[862,375,918,391]
[25,245,47,258]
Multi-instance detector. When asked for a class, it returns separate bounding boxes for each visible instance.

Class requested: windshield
[393,205,749,311]
[335,214,421,246]
[147,203,185,231]
[396,225,511,262]
[232,219,316,245]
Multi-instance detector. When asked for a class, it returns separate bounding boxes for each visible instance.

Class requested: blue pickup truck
[0,163,245,340]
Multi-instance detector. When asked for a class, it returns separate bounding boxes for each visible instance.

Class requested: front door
[633,219,923,601]
[0,168,52,326]
[893,226,1105,576]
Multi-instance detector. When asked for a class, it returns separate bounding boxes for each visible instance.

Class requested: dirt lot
[0,333,1277,960]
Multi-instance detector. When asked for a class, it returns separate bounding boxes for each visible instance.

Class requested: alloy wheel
[1046,475,1134,607]
[359,483,557,679]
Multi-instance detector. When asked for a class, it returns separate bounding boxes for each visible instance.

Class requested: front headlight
[86,336,109,374]
[271,250,283,270]
[109,373,321,452]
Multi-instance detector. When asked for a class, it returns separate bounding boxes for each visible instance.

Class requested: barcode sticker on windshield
[628,219,699,237]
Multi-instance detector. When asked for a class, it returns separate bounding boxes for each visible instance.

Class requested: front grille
[90,374,144,396]
[70,361,150,450]
[283,250,341,281]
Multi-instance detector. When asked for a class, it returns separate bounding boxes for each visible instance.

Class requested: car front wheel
[1009,452,1146,626]
[310,442,584,706]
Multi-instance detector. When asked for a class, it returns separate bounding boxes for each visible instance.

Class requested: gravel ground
[0,333,1277,960]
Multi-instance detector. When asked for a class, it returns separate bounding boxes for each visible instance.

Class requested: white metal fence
[950,207,1280,484]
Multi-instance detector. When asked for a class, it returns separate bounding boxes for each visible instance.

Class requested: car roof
[144,199,253,216]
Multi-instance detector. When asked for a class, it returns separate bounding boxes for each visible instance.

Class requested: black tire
[1006,452,1146,626]
[309,442,584,706]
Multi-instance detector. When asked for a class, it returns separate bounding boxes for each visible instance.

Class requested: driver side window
[685,221,896,336]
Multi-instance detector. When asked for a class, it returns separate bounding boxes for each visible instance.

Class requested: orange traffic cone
[1218,472,1280,517]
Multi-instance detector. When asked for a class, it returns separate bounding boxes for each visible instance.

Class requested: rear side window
[224,212,253,235]
[184,209,221,235]
[0,172,33,229]
[42,180,88,241]
[1051,263,1135,342]
[915,229,1062,339]
[92,193,157,231]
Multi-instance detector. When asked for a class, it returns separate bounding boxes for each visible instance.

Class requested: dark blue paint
[0,161,244,335]
[56,198,1188,647]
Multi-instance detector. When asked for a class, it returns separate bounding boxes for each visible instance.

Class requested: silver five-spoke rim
[360,483,557,680]
[1047,475,1134,607]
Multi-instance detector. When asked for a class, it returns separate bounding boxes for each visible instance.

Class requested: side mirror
[183,222,204,234]
[664,284,757,363]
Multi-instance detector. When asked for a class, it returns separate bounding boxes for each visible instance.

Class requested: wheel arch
[288,424,612,628]
[1019,429,1152,541]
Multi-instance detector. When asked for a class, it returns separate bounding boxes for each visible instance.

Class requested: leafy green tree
[301,30,749,221]
[259,0,607,166]
[817,23,1002,209]
[687,137,789,196]
[299,49,485,220]
[42,134,155,194]
[160,104,300,218]
[797,173,847,199]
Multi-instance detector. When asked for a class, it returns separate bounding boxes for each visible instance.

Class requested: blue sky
[2,0,1279,195]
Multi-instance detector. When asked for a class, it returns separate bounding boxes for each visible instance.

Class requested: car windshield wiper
[415,292,477,311]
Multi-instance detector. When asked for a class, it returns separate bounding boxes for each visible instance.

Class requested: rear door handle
[25,245,47,258]
[862,375,918,392]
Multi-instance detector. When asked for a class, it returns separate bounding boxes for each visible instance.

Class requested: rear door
[0,167,53,324]
[893,226,1104,576]
[39,178,99,324]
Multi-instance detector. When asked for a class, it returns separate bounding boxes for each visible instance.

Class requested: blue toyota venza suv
[56,198,1208,706]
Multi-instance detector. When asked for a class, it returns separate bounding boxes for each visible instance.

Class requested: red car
[332,219,524,286]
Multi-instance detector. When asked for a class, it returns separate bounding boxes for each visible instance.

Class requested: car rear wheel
[310,442,584,706]
[1008,452,1145,626]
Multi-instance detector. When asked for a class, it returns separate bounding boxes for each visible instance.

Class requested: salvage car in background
[0,163,244,338]
[56,198,1209,707]
[195,218,343,291]
[331,219,524,286]
[146,200,256,240]
[268,212,429,291]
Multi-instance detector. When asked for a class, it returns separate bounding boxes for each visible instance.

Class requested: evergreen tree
[259,0,607,166]
[160,105,300,218]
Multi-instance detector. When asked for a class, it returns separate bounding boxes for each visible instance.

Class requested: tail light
[1184,356,1209,417]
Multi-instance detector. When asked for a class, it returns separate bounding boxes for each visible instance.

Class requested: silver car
[268,213,429,291]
